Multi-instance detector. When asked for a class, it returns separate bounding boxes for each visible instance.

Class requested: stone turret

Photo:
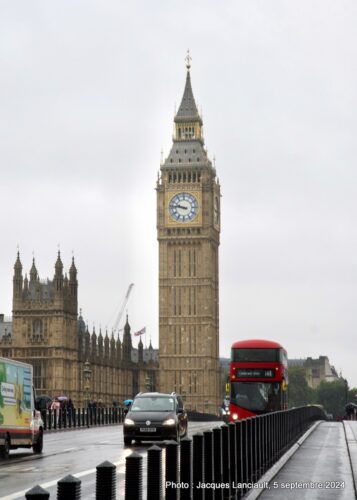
[13,252,23,302]
[54,252,63,293]
[122,315,132,363]
[138,337,143,363]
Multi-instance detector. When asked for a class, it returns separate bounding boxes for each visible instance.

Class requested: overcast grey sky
[1,2,357,385]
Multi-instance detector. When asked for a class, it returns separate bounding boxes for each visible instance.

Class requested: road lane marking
[0,457,129,499]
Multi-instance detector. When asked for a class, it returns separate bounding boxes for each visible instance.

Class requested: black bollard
[255,416,261,481]
[180,437,193,500]
[125,452,143,499]
[203,430,214,500]
[228,423,237,495]
[221,424,230,499]
[25,485,50,499]
[147,445,163,499]
[240,419,248,495]
[212,427,223,500]
[250,417,257,481]
[192,433,204,500]
[246,418,253,484]
[235,421,243,499]
[57,474,81,500]
[96,460,116,500]
[165,440,179,500]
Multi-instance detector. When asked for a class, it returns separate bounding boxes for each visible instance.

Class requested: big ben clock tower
[157,54,221,413]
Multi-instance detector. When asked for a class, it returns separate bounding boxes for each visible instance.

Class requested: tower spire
[175,52,200,123]
[185,49,191,70]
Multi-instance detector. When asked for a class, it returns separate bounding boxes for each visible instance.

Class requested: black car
[123,392,188,445]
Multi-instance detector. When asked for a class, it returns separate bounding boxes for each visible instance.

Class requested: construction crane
[112,283,134,337]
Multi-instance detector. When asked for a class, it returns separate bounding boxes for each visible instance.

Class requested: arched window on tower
[32,319,43,341]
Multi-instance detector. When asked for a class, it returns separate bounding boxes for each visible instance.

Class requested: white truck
[0,357,44,459]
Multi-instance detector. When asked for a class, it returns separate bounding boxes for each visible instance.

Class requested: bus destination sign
[236,368,275,378]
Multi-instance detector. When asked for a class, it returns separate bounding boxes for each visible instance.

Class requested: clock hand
[177,204,188,210]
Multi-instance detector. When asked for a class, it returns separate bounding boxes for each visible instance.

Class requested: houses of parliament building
[0,57,222,412]
[0,252,158,407]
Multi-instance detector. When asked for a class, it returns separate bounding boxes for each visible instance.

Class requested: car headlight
[232,413,238,421]
[124,418,135,425]
[163,418,176,426]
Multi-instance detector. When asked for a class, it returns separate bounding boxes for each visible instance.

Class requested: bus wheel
[33,431,43,454]
[0,435,10,459]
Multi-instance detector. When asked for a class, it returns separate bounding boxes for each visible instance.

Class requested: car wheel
[33,431,43,454]
[124,437,132,446]
[0,435,10,459]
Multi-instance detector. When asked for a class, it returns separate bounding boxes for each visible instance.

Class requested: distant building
[289,356,339,389]
[0,314,12,340]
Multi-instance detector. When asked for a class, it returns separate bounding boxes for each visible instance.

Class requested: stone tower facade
[157,58,221,413]
[11,251,80,399]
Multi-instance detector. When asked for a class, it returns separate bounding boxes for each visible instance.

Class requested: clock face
[169,192,198,222]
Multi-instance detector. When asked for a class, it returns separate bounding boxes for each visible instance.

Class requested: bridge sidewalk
[246,421,357,499]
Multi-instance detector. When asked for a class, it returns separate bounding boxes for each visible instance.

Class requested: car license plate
[140,427,156,432]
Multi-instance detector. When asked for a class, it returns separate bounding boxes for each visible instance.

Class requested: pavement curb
[343,421,357,498]
[244,420,323,500]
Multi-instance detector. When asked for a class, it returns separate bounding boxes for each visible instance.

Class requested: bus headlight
[232,413,238,421]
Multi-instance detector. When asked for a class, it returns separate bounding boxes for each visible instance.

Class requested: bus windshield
[231,381,281,413]
[231,348,280,363]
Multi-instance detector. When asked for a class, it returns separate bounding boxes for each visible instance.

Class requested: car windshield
[130,396,175,412]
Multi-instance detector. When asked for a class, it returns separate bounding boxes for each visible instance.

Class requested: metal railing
[41,406,125,431]
[24,405,326,499]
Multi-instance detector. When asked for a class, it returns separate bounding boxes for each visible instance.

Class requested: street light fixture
[145,375,152,391]
[83,360,92,408]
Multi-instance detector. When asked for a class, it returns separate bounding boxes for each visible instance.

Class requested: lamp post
[145,374,152,391]
[83,360,92,408]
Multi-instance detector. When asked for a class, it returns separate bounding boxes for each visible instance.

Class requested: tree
[348,387,357,404]
[287,366,315,407]
[315,379,346,417]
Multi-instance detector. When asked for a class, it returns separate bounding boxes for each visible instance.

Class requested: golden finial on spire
[185,49,191,70]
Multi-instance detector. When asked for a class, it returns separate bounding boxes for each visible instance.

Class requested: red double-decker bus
[229,339,288,421]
